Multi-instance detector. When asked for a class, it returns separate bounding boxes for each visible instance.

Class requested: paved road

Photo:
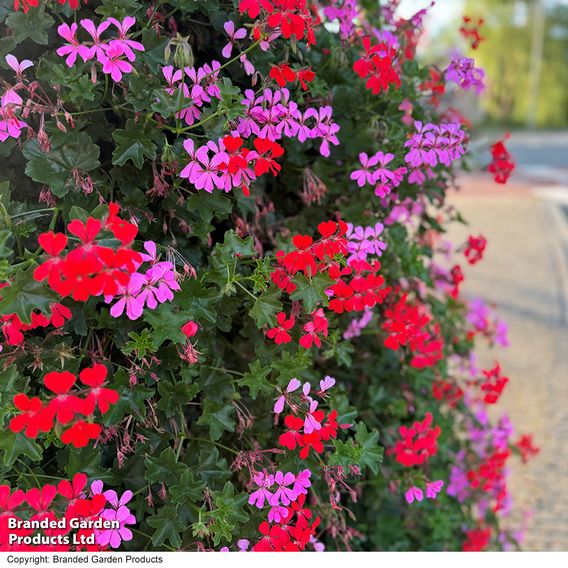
[447,170,568,550]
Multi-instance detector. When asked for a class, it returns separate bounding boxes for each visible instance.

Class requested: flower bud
[165,33,194,69]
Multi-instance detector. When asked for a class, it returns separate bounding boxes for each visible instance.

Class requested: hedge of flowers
[0,0,537,552]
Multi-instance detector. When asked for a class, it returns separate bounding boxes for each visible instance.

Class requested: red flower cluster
[1,301,71,346]
[480,363,508,404]
[460,16,485,50]
[14,0,83,12]
[464,234,487,265]
[34,205,141,302]
[252,494,320,551]
[353,38,401,95]
[462,527,491,552]
[515,434,540,464]
[488,137,515,184]
[266,308,329,349]
[9,364,118,449]
[269,64,315,90]
[241,0,319,46]
[279,410,338,459]
[392,412,441,467]
[0,474,107,551]
[432,379,464,408]
[382,293,444,369]
[327,260,390,315]
[467,449,510,503]
[449,264,464,299]
[419,67,446,107]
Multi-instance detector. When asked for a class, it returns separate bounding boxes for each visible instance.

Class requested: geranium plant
[0,0,536,552]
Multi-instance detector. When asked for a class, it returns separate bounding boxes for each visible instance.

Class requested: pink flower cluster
[350,151,407,197]
[0,55,32,142]
[323,0,361,40]
[249,469,312,522]
[57,17,144,82]
[161,61,222,126]
[446,57,485,94]
[467,298,509,347]
[234,88,340,157]
[345,222,387,264]
[343,308,373,340]
[404,121,466,170]
[91,480,136,548]
[107,241,180,320]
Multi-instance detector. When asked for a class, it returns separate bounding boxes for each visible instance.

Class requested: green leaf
[145,448,188,485]
[169,469,206,505]
[6,6,55,45]
[196,400,235,441]
[238,360,273,399]
[112,119,159,169]
[249,288,282,328]
[0,268,59,324]
[147,506,184,549]
[355,422,384,475]
[0,432,43,467]
[206,482,249,546]
[23,132,100,197]
[289,272,333,313]
[143,304,189,349]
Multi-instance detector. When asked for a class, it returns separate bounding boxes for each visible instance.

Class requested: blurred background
[399,0,568,551]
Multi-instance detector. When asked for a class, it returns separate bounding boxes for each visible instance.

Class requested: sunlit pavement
[447,167,568,550]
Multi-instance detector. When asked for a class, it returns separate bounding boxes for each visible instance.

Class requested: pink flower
[100,41,134,83]
[108,273,146,320]
[240,53,255,76]
[351,152,380,187]
[56,23,85,67]
[107,17,144,61]
[303,400,322,434]
[222,21,247,58]
[248,472,274,509]
[405,486,424,504]
[319,375,335,392]
[273,378,301,414]
[292,469,312,495]
[80,18,111,62]
[425,480,444,499]
[96,506,136,548]
[270,471,297,506]
[5,54,33,77]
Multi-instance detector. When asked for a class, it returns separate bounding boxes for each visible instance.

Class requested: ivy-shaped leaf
[0,432,43,467]
[196,400,235,441]
[355,422,384,475]
[143,304,189,348]
[0,268,59,324]
[147,505,184,549]
[112,119,159,169]
[145,448,188,485]
[249,288,282,328]
[23,132,100,197]
[5,6,55,45]
[238,360,273,399]
[290,272,333,313]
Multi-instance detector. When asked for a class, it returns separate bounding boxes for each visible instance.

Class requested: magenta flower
[80,18,112,62]
[446,57,485,94]
[222,21,247,58]
[351,152,380,187]
[273,378,301,414]
[405,486,424,504]
[107,17,144,61]
[100,41,134,82]
[303,400,322,434]
[425,480,444,499]
[292,469,312,495]
[109,273,146,320]
[248,472,274,509]
[56,23,85,67]
[270,471,297,506]
[96,505,136,548]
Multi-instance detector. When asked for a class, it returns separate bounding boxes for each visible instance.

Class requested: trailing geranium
[0,0,536,554]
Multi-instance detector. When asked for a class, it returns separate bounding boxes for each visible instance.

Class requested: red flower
[267,311,295,344]
[61,421,102,448]
[279,415,304,450]
[515,434,540,463]
[480,364,508,404]
[57,473,88,501]
[462,528,491,552]
[9,394,54,438]
[79,364,119,414]
[269,64,297,87]
[488,137,515,184]
[464,235,487,265]
[253,138,284,176]
[297,68,315,90]
[13,0,39,13]
[392,413,441,467]
[44,371,85,424]
[182,320,199,338]
[299,309,328,349]
[353,38,401,95]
